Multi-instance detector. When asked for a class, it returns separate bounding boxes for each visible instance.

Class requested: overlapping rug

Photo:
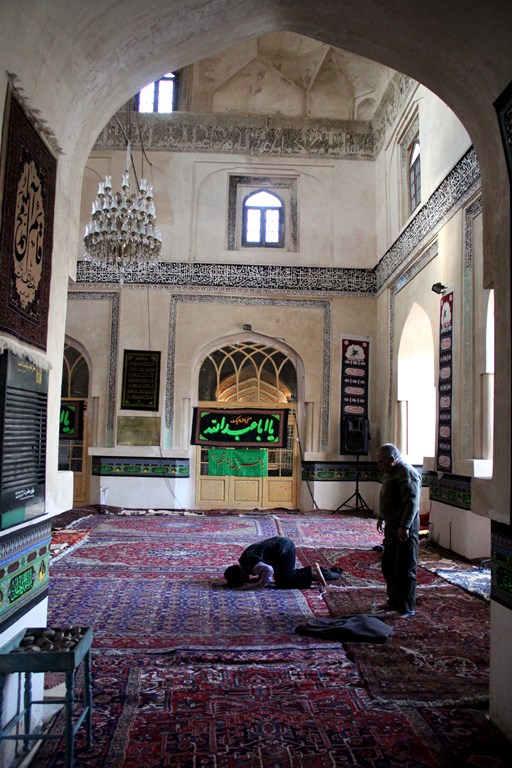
[29,511,511,767]
[33,650,508,768]
[323,585,490,706]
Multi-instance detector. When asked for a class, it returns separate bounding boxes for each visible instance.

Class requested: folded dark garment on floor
[295,614,394,643]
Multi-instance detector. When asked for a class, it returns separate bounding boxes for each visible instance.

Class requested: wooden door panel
[232,477,262,504]
[195,407,297,509]
[199,478,228,503]
[263,478,294,507]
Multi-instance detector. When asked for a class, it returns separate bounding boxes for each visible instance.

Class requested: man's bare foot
[312,562,327,588]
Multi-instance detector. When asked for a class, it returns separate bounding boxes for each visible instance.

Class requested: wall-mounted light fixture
[431,282,447,295]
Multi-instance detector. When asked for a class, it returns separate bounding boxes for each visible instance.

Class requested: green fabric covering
[208,448,268,476]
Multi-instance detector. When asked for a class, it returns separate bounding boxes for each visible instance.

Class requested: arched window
[242,190,284,247]
[409,139,421,213]
[198,341,296,403]
[61,344,89,398]
[137,72,179,113]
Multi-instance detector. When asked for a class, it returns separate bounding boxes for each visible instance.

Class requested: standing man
[376,443,422,617]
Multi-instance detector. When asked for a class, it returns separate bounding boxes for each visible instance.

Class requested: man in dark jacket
[376,443,422,617]
[224,536,341,589]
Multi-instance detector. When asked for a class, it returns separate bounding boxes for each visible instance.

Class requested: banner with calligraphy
[436,291,453,472]
[341,337,370,418]
[121,350,161,411]
[0,89,56,350]
[208,448,268,477]
[191,408,288,447]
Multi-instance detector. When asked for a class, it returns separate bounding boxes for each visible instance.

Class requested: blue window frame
[242,190,284,247]
[137,72,179,113]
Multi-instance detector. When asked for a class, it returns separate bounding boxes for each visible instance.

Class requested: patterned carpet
[323,585,490,705]
[33,650,509,768]
[27,511,511,767]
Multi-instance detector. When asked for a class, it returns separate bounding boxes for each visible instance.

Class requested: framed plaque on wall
[121,350,161,411]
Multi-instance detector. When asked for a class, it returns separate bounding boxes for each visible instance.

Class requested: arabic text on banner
[436,291,453,472]
[191,408,289,448]
[341,337,370,418]
[208,448,268,477]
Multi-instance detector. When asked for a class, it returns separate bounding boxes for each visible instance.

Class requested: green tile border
[492,520,512,610]
[429,474,471,511]
[0,521,51,631]
[92,456,190,478]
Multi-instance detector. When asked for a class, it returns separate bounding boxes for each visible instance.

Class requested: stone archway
[2,0,512,740]
[194,333,305,510]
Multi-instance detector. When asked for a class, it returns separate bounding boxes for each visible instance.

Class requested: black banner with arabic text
[341,337,370,418]
[436,291,453,472]
[191,408,289,448]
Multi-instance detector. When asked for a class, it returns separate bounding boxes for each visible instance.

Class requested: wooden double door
[196,408,298,509]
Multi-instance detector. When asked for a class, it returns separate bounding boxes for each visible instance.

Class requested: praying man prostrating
[223,535,342,590]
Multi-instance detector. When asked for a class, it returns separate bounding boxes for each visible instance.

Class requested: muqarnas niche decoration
[0,88,57,350]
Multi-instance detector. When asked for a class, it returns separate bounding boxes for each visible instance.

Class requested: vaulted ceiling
[178,32,394,121]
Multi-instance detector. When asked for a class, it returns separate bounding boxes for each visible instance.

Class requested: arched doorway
[195,337,301,509]
[397,304,436,464]
[59,341,90,506]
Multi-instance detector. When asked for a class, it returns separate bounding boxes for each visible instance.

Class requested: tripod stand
[335,455,372,515]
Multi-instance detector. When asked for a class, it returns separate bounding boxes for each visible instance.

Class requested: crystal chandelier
[83,141,162,269]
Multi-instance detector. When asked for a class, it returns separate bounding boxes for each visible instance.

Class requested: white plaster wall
[90,475,192,510]
[332,161,376,268]
[374,85,471,257]
[418,86,472,195]
[428,500,491,560]
[66,296,116,445]
[490,602,512,741]
[84,153,376,269]
[301,480,378,516]
[116,289,170,422]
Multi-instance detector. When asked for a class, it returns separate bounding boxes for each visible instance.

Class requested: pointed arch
[193,332,305,510]
[397,303,435,463]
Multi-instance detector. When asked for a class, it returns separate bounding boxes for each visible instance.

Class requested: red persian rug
[25,513,512,768]
[46,516,331,650]
[275,513,382,549]
[297,546,443,587]
[323,585,490,705]
[50,529,90,560]
[30,649,512,768]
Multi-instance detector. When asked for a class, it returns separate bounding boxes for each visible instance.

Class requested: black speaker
[341,416,369,455]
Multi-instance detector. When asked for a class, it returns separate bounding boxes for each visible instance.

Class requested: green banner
[208,448,268,477]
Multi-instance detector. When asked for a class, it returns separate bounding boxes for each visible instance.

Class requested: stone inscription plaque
[121,350,161,411]
[117,416,161,446]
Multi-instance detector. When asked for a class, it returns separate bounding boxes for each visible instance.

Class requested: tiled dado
[302,461,380,483]
[0,520,51,631]
[92,456,190,478]
[429,474,472,511]
[492,520,512,610]
[302,461,431,488]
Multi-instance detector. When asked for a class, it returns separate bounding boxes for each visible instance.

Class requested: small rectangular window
[228,175,297,252]
[137,72,179,113]
[265,210,280,243]
[246,209,261,243]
